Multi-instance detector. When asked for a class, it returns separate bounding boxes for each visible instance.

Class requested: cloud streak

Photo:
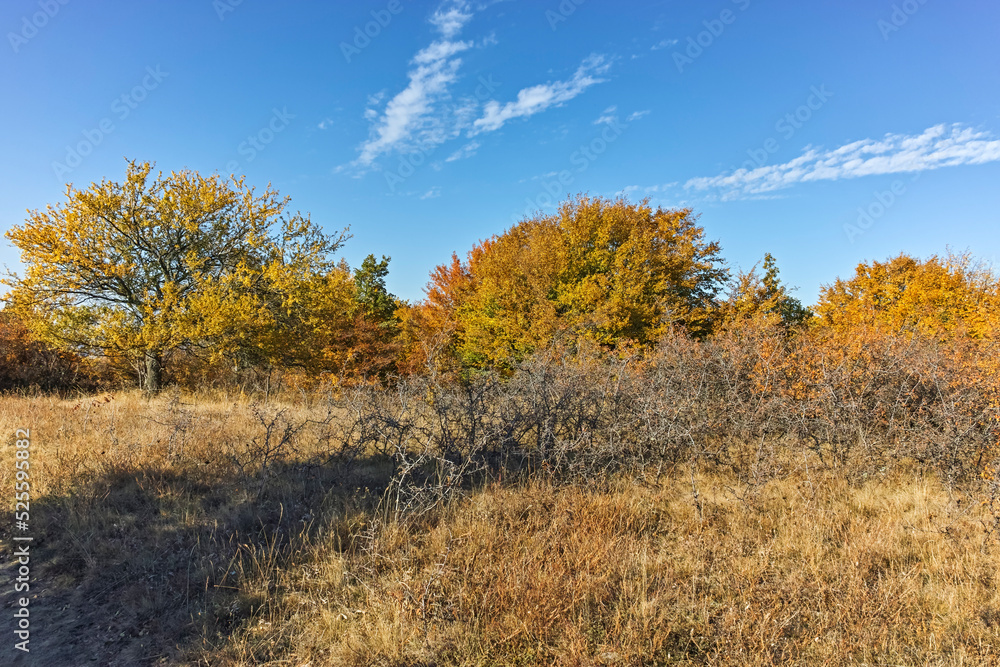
[355,1,477,166]
[472,54,611,133]
[356,38,472,166]
[430,0,474,38]
[650,38,678,51]
[593,105,617,125]
[352,0,612,174]
[446,140,480,162]
[685,124,1000,199]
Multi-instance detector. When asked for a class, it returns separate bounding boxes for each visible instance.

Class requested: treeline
[3,161,1000,415]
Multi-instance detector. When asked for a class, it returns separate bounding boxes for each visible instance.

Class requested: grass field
[2,390,1000,665]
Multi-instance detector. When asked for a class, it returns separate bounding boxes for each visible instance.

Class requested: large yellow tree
[420,195,728,370]
[4,160,349,391]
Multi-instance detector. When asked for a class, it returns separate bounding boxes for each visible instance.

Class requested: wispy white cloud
[685,124,1000,199]
[356,38,472,165]
[430,0,474,39]
[595,107,648,127]
[354,1,478,166]
[650,38,678,51]
[594,105,617,125]
[352,1,611,171]
[412,38,472,65]
[472,54,612,134]
[420,186,442,199]
[620,182,678,196]
[317,118,334,130]
[445,140,481,162]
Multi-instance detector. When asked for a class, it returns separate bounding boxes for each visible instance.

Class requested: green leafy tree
[721,253,812,330]
[354,254,396,322]
[761,254,813,327]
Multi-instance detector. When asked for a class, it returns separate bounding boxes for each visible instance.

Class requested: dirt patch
[0,544,185,665]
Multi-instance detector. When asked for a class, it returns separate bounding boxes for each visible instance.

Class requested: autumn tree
[4,160,348,391]
[259,253,405,385]
[814,251,997,340]
[398,249,482,375]
[419,195,728,370]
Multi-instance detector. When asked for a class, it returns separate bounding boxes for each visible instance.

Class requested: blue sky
[2,0,999,304]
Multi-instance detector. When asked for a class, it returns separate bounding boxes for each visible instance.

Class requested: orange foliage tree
[795,251,1000,470]
[414,195,728,371]
[815,251,997,340]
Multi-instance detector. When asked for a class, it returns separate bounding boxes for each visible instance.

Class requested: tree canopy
[814,251,998,340]
[414,195,728,370]
[4,160,349,390]
[11,163,996,395]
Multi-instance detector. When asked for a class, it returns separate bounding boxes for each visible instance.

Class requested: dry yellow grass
[220,469,1000,665]
[1,391,999,665]
[0,390,357,665]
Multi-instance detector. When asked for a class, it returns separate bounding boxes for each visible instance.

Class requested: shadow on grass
[2,455,397,666]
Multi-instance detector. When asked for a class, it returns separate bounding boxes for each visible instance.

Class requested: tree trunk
[144,350,163,393]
